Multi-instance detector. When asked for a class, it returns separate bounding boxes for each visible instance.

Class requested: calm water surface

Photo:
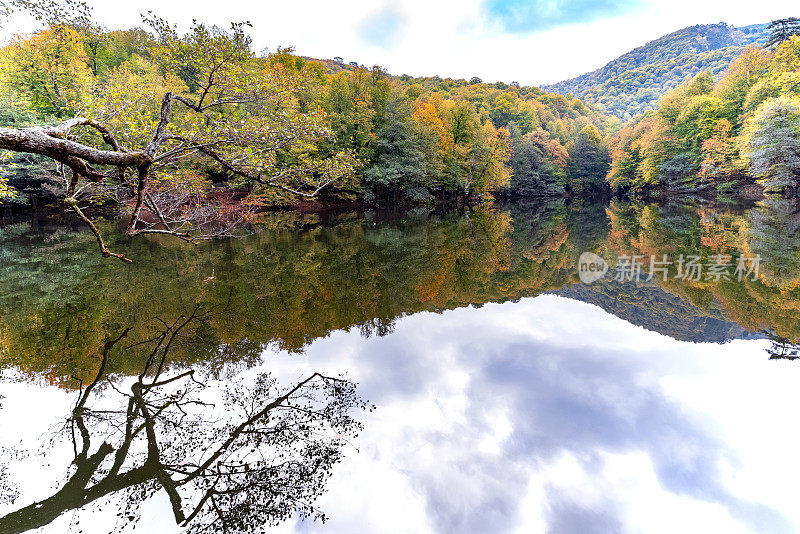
[1,198,800,533]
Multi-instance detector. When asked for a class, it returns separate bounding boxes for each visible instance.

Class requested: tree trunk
[0,457,155,534]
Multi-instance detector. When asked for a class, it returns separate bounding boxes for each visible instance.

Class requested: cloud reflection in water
[276,295,800,534]
[2,295,799,533]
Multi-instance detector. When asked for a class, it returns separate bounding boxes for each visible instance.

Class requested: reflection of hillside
[741,198,800,289]
[605,198,800,343]
[0,203,587,383]
[4,197,800,383]
[556,279,762,343]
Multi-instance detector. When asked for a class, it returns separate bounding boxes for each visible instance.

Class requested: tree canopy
[0,4,617,260]
[608,35,800,195]
[0,14,357,260]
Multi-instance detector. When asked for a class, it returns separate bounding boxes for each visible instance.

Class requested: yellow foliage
[0,26,93,116]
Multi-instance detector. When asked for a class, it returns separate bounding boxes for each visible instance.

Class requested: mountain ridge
[543,22,770,120]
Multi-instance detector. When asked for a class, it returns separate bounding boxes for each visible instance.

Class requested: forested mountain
[544,22,769,120]
[608,35,800,195]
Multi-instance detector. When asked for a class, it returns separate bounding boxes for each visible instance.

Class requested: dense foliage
[607,36,800,194]
[545,23,769,120]
[0,14,614,227]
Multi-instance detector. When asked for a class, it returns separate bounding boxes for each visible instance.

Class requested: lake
[1,197,800,533]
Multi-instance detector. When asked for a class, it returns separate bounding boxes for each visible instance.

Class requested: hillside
[543,22,769,120]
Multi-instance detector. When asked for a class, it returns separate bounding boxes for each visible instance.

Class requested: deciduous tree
[0,19,355,260]
[744,96,800,193]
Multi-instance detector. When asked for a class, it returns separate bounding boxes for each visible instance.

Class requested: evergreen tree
[765,18,800,49]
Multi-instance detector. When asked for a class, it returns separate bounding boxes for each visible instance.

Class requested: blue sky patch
[483,0,645,33]
[357,5,408,50]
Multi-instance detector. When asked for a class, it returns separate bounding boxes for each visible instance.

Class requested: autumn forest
[3,2,800,533]
[0,2,796,253]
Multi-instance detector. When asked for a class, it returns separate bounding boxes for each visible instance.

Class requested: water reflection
[271,297,798,534]
[3,198,800,532]
[742,198,800,288]
[0,308,367,534]
[766,332,800,361]
[8,197,799,383]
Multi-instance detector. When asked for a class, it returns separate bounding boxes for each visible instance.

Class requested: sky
[2,295,800,533]
[7,0,796,86]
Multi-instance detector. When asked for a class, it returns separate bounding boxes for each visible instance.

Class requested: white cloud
[3,0,797,85]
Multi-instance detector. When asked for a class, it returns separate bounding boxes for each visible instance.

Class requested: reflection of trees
[743,198,800,288]
[765,332,800,361]
[0,309,368,534]
[10,198,800,373]
[601,199,800,341]
[3,205,588,382]
[606,199,707,260]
